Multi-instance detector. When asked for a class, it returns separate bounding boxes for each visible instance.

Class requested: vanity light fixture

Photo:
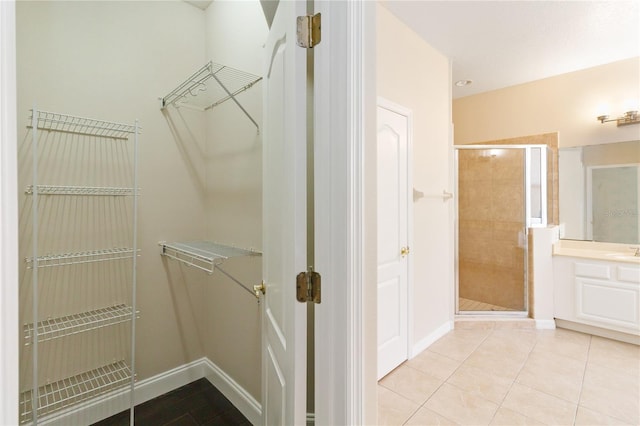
[597,110,640,127]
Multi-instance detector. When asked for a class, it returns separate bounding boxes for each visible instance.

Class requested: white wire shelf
[19,360,132,424]
[26,247,138,269]
[25,185,136,196]
[160,241,261,274]
[24,304,138,346]
[28,109,140,140]
[160,61,262,132]
[160,241,262,298]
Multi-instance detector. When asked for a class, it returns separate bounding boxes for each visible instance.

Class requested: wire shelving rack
[25,185,136,196]
[25,248,139,269]
[23,304,138,345]
[19,361,132,424]
[24,107,140,425]
[27,110,139,140]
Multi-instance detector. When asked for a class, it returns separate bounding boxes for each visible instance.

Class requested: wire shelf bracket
[19,361,132,424]
[160,241,261,298]
[160,61,262,133]
[24,304,140,346]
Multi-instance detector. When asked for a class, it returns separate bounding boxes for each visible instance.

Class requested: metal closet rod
[160,61,262,133]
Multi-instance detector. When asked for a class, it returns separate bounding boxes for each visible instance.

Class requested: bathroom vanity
[553,240,640,343]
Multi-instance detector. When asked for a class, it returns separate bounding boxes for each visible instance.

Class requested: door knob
[400,247,410,257]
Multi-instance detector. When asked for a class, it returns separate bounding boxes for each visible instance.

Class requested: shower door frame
[454,144,548,316]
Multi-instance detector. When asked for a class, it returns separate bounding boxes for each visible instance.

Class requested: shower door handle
[400,246,410,257]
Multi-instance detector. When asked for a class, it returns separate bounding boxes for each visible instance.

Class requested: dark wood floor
[93,378,251,426]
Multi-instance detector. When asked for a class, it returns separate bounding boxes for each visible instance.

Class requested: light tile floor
[459,298,514,312]
[378,321,640,425]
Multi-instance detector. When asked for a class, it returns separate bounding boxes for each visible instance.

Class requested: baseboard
[37,357,261,426]
[410,320,454,358]
[201,358,261,425]
[535,319,557,329]
[555,319,640,345]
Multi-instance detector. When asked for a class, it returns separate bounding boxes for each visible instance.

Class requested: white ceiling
[381,1,640,99]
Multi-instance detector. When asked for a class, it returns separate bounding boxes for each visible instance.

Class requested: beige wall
[453,57,640,148]
[377,4,454,351]
[16,0,265,405]
[202,0,266,401]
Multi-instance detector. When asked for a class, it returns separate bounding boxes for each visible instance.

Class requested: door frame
[0,0,19,423]
[314,1,375,424]
[376,97,414,370]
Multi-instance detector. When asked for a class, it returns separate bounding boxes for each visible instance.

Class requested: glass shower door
[456,147,527,312]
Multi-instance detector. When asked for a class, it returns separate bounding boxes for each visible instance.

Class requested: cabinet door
[576,278,640,330]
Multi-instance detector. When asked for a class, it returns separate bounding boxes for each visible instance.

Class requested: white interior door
[377,101,410,380]
[261,1,308,425]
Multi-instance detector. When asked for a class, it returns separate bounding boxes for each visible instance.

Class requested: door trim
[0,0,19,423]
[313,1,374,424]
[376,97,414,362]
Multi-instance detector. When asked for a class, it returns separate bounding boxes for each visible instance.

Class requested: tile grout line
[377,378,424,425]
[383,326,637,426]
[485,329,541,426]
[571,335,592,425]
[402,325,495,425]
[568,336,633,426]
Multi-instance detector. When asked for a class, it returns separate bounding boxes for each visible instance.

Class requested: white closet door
[261,1,308,425]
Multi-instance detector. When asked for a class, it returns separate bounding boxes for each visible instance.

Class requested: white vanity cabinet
[554,257,640,335]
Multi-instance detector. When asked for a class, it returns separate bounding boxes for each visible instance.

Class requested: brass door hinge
[296,267,321,303]
[296,13,321,48]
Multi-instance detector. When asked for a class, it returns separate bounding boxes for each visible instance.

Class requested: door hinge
[296,13,321,48]
[296,267,321,303]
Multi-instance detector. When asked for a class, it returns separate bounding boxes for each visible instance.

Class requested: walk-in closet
[17,1,267,424]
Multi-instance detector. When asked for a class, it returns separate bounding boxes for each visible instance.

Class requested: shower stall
[455,145,549,314]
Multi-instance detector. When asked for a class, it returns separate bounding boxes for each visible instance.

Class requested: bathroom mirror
[559,140,640,244]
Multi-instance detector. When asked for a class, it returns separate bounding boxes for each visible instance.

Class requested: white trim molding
[313,0,374,424]
[32,358,260,426]
[202,358,261,425]
[0,0,19,424]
